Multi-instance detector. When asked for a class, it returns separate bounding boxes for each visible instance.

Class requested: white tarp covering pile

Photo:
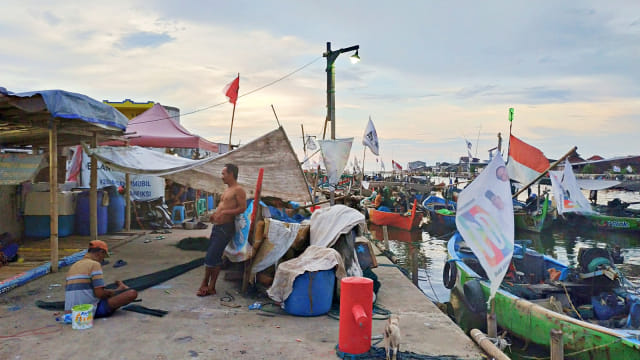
[310,205,366,248]
[83,127,311,202]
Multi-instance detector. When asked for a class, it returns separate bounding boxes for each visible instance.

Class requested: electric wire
[128,56,323,126]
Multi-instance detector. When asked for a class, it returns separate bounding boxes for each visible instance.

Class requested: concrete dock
[0,228,484,359]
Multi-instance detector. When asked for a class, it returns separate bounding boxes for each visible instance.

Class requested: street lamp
[323,41,360,140]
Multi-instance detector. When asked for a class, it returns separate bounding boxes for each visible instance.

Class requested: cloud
[117,31,174,49]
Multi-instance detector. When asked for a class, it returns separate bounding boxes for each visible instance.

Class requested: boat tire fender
[463,279,487,314]
[443,260,457,290]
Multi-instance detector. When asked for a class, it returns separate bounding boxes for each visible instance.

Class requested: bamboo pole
[90,133,98,239]
[298,195,346,209]
[512,146,577,199]
[550,329,563,360]
[125,173,131,231]
[470,329,511,360]
[49,119,59,272]
[242,168,264,293]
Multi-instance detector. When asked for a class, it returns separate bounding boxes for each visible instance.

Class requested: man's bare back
[210,166,247,224]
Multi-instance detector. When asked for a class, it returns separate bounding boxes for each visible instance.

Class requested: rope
[561,282,583,321]
[335,344,460,360]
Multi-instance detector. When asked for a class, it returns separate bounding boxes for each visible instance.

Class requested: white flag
[455,155,514,305]
[362,117,380,156]
[318,138,353,185]
[305,136,317,151]
[549,159,595,215]
[381,160,385,171]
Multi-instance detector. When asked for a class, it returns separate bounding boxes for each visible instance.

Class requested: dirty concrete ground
[0,228,484,360]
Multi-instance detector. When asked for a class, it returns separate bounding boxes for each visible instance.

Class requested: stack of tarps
[265,205,366,304]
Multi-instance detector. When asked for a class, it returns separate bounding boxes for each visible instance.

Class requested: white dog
[384,315,401,360]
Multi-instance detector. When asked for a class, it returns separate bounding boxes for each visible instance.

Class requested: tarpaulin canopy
[0,88,127,146]
[0,154,48,185]
[106,104,219,152]
[84,127,312,202]
[576,179,621,191]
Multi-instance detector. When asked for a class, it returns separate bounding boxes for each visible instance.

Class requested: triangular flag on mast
[223,75,240,105]
[362,116,379,156]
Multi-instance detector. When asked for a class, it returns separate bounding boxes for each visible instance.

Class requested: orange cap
[89,240,109,256]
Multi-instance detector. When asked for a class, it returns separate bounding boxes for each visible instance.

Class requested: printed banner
[455,155,514,304]
[79,151,165,200]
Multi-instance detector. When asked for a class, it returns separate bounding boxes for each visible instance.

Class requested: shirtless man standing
[197,163,247,296]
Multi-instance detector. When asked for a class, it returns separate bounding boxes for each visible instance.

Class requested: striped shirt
[64,255,105,314]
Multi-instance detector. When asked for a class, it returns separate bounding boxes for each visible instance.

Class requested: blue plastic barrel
[106,186,125,233]
[75,190,108,235]
[284,269,335,316]
[207,195,215,210]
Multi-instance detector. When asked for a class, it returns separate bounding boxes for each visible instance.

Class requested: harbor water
[367,188,640,359]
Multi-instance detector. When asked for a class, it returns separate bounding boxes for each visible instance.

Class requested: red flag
[392,160,403,171]
[223,75,240,105]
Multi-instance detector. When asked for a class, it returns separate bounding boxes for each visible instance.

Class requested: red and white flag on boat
[392,160,402,171]
[455,155,514,305]
[506,134,549,185]
[223,75,240,105]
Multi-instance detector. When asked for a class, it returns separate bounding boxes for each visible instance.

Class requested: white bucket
[71,304,94,330]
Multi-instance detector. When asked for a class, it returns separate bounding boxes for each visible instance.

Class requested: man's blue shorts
[204,222,235,268]
[95,299,114,318]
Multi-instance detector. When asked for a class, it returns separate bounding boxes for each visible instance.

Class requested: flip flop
[113,259,128,268]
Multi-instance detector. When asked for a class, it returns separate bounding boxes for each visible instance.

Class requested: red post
[338,277,373,354]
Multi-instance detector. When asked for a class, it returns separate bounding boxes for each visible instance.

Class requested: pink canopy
[106,104,219,152]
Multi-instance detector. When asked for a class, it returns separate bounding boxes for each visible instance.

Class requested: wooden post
[410,243,418,286]
[312,165,320,202]
[550,329,564,360]
[125,173,131,231]
[90,133,98,239]
[49,119,59,272]
[487,312,497,338]
[242,168,264,293]
[487,297,497,338]
[382,225,390,251]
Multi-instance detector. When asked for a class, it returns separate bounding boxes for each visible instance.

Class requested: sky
[2,1,639,171]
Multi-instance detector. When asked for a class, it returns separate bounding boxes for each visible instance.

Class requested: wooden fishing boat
[422,195,456,230]
[445,232,640,359]
[513,192,554,233]
[564,212,640,232]
[368,199,423,231]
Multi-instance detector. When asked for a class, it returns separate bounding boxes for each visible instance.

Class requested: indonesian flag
[392,160,403,171]
[223,75,240,105]
[506,135,549,185]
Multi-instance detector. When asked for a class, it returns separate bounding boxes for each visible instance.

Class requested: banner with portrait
[455,155,514,304]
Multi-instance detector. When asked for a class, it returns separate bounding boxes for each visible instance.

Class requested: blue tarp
[6,88,128,131]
